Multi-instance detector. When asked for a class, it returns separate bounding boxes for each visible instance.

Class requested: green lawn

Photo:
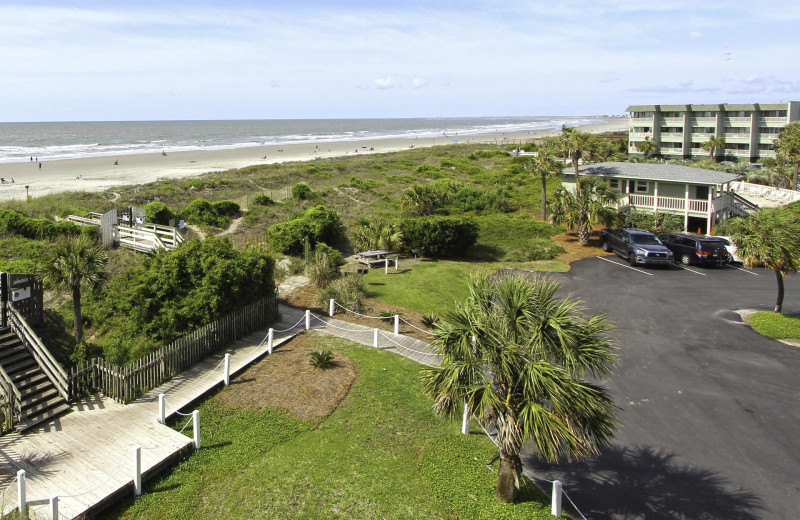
[108,334,557,519]
[363,259,568,316]
[749,311,800,340]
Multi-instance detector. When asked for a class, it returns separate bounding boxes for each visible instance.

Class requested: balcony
[691,132,713,138]
[724,133,751,140]
[622,194,709,214]
[660,133,684,141]
[630,132,653,138]
[724,117,751,123]
[758,134,778,141]
[662,117,684,122]
[759,117,786,123]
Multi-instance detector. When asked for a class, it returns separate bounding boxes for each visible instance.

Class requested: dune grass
[749,311,800,340]
[107,334,557,520]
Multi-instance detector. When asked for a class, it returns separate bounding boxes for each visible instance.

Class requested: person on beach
[38,163,41,169]
[114,160,118,165]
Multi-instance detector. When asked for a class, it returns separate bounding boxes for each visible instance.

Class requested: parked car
[709,235,741,263]
[601,228,674,267]
[658,233,730,266]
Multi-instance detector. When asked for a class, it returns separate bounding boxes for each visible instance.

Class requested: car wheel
[680,254,692,265]
[602,240,612,252]
[629,253,637,266]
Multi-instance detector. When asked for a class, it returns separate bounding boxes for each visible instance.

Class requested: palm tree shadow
[523,445,764,520]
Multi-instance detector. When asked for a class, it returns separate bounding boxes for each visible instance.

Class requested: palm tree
[421,274,617,503]
[566,129,597,178]
[549,176,618,243]
[42,235,108,344]
[634,136,659,159]
[727,208,800,313]
[520,145,563,220]
[400,184,448,216]
[775,121,800,190]
[702,136,726,161]
[350,219,403,252]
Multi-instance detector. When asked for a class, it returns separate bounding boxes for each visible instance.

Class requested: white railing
[690,132,713,137]
[731,181,800,204]
[630,132,653,138]
[662,117,684,122]
[690,117,716,122]
[724,133,750,139]
[660,134,683,140]
[725,117,751,122]
[623,194,709,213]
[689,199,709,212]
[759,117,786,122]
[758,134,777,141]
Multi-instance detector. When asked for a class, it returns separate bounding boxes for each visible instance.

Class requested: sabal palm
[350,219,403,251]
[42,235,108,344]
[727,209,800,312]
[566,129,596,177]
[522,146,563,221]
[549,176,617,243]
[702,136,726,161]
[635,137,659,158]
[421,274,617,503]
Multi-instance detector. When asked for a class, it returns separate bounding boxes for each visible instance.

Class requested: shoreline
[0,117,627,201]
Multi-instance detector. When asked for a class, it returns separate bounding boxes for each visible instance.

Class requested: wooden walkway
[0,304,438,519]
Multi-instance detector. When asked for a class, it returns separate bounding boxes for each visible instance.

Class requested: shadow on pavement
[524,445,764,520]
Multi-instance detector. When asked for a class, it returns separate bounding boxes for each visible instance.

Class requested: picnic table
[356,250,397,269]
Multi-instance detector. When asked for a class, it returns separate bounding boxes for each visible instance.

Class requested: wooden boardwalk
[0,303,438,518]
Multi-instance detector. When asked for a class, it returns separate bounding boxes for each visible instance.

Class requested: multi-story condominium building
[626,102,799,162]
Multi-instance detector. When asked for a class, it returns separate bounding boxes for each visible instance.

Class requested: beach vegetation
[399,216,479,258]
[251,194,275,206]
[517,144,563,220]
[142,201,176,225]
[267,205,343,255]
[421,274,617,503]
[774,121,800,189]
[549,176,618,243]
[349,218,404,252]
[181,198,229,228]
[616,208,684,235]
[0,208,97,240]
[41,235,109,345]
[318,274,366,313]
[635,136,660,159]
[308,249,340,289]
[292,181,314,200]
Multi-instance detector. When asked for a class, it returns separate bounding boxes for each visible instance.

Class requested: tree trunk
[572,155,579,177]
[496,452,523,503]
[793,163,798,191]
[577,214,590,243]
[541,173,547,221]
[774,270,785,313]
[72,285,83,344]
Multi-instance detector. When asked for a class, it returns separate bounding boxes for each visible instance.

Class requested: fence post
[385,260,388,274]
[461,401,470,435]
[394,315,399,335]
[268,328,274,355]
[395,256,399,271]
[223,353,231,386]
[329,299,335,317]
[133,446,142,497]
[158,393,166,424]
[17,469,25,520]
[373,328,379,348]
[192,410,201,449]
[305,310,311,330]
[49,496,58,520]
[551,480,563,517]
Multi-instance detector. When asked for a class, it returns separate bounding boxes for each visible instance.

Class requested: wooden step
[0,348,33,368]
[16,372,50,393]
[15,402,71,432]
[20,394,67,420]
[21,386,59,409]
[7,360,38,379]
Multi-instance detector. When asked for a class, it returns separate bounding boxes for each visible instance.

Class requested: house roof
[563,162,742,186]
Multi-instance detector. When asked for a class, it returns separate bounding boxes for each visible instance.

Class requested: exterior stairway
[0,327,70,431]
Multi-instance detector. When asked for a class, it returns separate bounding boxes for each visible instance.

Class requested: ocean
[0,116,608,164]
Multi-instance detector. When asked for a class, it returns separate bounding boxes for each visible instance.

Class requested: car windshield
[700,240,727,251]
[631,234,662,245]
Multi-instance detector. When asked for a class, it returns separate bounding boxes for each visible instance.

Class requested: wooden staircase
[0,327,70,431]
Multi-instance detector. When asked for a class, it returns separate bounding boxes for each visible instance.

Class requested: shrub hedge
[400,216,479,258]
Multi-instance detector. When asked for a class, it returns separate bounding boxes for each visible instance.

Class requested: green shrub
[617,209,683,235]
[0,209,90,240]
[314,242,345,268]
[267,205,343,255]
[143,201,176,225]
[293,182,313,200]
[318,274,366,313]
[308,250,340,289]
[309,349,335,369]
[421,314,439,328]
[750,312,800,340]
[212,200,240,217]
[349,177,383,191]
[252,194,275,207]
[399,216,479,258]
[181,198,227,228]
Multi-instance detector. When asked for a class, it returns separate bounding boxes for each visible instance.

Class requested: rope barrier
[308,313,374,333]
[177,416,195,434]
[562,489,589,520]
[398,317,435,335]
[164,396,194,417]
[271,314,307,333]
[0,474,19,506]
[333,301,392,320]
[377,330,440,358]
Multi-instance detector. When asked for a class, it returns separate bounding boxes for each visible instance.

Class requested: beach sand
[0,117,627,202]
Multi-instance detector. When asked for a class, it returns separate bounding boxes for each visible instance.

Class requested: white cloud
[412,78,428,89]
[374,77,395,89]
[689,31,703,40]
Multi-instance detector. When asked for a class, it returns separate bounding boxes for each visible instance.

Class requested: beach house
[626,102,800,162]
[562,162,747,234]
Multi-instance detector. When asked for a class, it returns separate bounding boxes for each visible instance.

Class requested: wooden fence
[67,294,279,403]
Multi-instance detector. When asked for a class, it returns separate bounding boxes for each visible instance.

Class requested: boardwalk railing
[68,294,279,403]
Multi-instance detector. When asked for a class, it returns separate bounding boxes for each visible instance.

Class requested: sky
[2,0,800,122]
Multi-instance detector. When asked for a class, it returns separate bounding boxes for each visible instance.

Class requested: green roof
[626,105,656,112]
[688,104,722,111]
[722,104,757,110]
[660,105,689,111]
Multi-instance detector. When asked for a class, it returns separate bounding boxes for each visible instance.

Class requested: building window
[608,179,620,191]
[635,181,648,193]
[724,143,750,150]
[632,111,654,118]
[759,127,781,134]
[692,111,715,118]
[761,110,787,117]
[660,127,683,133]
[759,143,775,151]
[632,126,652,133]
[691,127,715,134]
[726,111,752,117]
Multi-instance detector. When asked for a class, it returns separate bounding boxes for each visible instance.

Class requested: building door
[687,216,707,234]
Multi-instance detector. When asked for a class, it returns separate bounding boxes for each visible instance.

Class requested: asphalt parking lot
[521,255,800,520]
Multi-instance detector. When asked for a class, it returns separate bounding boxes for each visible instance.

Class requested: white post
[395,256,398,271]
[394,315,399,335]
[305,309,311,330]
[461,401,470,435]
[551,480,563,517]
[268,328,274,355]
[133,446,142,497]
[223,353,231,386]
[158,393,166,424]
[49,496,58,520]
[17,469,26,520]
[373,328,379,348]
[192,410,201,449]
[329,298,335,317]
[384,259,388,274]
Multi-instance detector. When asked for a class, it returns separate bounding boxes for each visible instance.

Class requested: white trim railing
[623,194,709,213]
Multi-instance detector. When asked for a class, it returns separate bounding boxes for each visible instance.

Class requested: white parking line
[728,265,759,276]
[596,256,654,276]
[675,264,706,276]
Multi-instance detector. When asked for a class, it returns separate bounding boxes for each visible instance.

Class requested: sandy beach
[0,117,627,202]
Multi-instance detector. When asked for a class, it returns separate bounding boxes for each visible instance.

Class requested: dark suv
[601,228,674,266]
[658,233,730,266]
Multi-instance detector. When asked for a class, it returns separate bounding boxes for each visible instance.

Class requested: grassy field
[749,311,800,340]
[108,334,558,520]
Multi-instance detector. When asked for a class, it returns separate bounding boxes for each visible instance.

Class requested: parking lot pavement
[521,257,800,520]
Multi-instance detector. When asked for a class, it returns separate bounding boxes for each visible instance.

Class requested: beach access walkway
[0,303,438,519]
